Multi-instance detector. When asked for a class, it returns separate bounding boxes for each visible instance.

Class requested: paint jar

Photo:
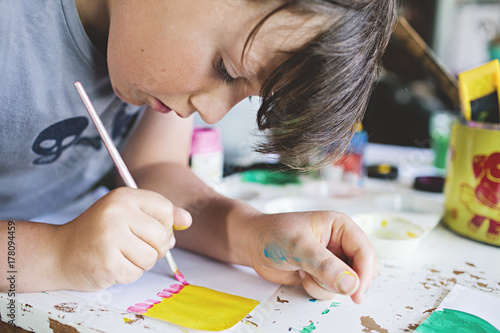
[351,213,427,259]
[429,111,454,169]
[321,129,368,187]
[190,127,224,187]
[443,119,500,246]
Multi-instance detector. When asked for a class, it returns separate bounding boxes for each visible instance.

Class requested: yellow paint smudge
[145,285,259,331]
[407,231,418,238]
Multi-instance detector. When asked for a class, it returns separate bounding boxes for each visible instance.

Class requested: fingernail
[336,271,357,294]
[169,236,176,248]
[173,225,188,231]
[298,270,306,279]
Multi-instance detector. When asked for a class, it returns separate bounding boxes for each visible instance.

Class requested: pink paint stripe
[127,306,147,313]
[146,299,161,304]
[164,284,184,294]
[136,303,154,309]
[174,271,189,285]
[157,291,173,298]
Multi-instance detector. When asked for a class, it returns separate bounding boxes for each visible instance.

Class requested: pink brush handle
[74,81,185,283]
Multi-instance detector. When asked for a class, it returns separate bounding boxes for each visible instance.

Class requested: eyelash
[215,58,235,86]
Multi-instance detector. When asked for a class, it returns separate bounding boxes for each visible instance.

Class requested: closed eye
[215,57,235,86]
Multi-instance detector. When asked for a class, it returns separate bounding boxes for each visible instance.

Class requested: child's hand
[54,187,192,291]
[247,211,378,303]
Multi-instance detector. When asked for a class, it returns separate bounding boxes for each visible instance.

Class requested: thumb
[299,260,360,300]
[173,206,192,231]
[298,242,360,299]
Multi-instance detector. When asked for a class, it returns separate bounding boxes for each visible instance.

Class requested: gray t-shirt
[0,0,144,220]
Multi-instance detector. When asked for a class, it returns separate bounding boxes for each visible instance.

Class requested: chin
[112,85,145,107]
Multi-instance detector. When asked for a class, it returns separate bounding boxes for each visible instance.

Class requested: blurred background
[194,0,500,169]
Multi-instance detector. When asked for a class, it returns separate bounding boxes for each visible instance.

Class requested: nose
[189,84,251,124]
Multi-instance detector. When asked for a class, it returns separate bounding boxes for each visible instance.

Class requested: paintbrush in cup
[74,81,187,285]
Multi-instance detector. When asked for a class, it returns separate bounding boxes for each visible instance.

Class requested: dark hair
[245,0,397,169]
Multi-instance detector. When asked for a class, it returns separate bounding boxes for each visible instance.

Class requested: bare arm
[122,108,258,266]
[123,108,378,303]
[0,220,61,292]
[130,162,259,266]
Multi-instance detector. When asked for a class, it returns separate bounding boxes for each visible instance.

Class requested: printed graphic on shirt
[32,106,139,165]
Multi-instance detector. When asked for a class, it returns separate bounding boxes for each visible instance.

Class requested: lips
[151,98,172,113]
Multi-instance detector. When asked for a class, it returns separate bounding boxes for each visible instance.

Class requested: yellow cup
[443,119,500,246]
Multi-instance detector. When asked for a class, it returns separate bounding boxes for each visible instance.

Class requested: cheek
[106,29,150,103]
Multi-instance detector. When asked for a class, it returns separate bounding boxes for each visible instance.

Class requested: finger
[114,258,144,285]
[325,213,379,303]
[120,234,161,271]
[169,234,176,249]
[351,253,379,304]
[299,269,336,300]
[99,248,145,287]
[254,265,301,286]
[123,188,176,230]
[132,189,192,232]
[128,215,172,259]
[173,206,192,231]
[335,223,379,303]
[297,237,360,296]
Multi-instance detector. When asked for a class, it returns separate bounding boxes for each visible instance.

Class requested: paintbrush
[74,81,187,285]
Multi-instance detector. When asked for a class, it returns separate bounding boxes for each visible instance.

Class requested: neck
[74,0,110,56]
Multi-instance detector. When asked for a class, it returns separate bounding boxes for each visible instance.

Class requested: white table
[2,144,499,332]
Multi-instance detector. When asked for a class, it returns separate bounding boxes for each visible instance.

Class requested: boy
[0,0,396,303]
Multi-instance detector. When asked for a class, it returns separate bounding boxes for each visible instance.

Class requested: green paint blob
[321,302,340,314]
[300,322,316,333]
[416,309,499,333]
[241,169,300,185]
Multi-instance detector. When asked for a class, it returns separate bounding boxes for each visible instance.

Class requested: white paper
[34,187,279,311]
[437,284,500,330]
[65,248,279,311]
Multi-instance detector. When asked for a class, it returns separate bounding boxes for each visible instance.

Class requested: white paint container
[352,213,427,259]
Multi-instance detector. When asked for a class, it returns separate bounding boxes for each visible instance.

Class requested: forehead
[220,3,326,84]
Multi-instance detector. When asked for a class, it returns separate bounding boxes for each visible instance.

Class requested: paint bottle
[321,125,368,187]
[341,128,368,186]
[190,127,224,187]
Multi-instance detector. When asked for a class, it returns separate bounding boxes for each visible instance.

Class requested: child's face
[106,0,319,124]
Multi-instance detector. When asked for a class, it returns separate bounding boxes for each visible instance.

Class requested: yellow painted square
[145,285,259,331]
